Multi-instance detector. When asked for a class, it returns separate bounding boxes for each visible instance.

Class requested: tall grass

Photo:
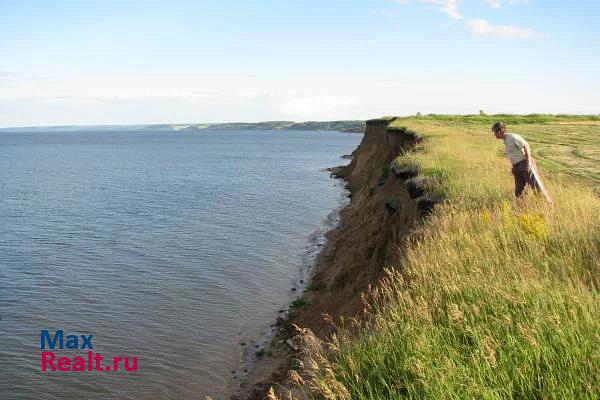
[296,118,600,399]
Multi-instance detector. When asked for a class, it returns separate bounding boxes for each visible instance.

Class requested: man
[492,121,552,204]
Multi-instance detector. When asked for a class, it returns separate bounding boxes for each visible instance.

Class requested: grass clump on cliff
[290,297,307,308]
[305,282,321,292]
[298,116,600,399]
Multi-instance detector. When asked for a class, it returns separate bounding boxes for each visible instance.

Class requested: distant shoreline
[0,120,366,133]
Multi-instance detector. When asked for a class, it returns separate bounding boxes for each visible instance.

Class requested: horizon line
[3,113,600,130]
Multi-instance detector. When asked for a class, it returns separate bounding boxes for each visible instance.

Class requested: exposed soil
[233,119,427,400]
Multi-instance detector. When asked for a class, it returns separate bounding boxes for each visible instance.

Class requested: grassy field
[297,115,600,399]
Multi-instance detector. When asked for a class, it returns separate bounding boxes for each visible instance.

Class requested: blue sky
[0,0,598,127]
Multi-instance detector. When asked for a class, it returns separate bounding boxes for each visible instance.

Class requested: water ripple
[0,129,360,399]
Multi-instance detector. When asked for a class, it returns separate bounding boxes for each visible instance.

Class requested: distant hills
[0,120,366,133]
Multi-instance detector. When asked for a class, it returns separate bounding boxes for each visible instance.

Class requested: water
[0,129,360,399]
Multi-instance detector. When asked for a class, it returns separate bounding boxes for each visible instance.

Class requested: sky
[0,0,599,127]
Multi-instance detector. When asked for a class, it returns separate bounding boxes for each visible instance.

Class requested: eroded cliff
[241,118,430,399]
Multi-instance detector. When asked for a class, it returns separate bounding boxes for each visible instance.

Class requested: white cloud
[467,18,543,38]
[486,0,530,9]
[1,69,598,127]
[373,7,394,18]
[394,0,462,20]
[424,0,462,19]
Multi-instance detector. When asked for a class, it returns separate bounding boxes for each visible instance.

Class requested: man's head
[492,121,507,139]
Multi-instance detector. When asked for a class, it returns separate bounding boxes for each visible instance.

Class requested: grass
[305,282,322,292]
[297,115,600,399]
[291,297,307,308]
[256,348,273,358]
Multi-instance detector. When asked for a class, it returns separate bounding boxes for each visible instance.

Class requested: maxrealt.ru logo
[40,330,138,372]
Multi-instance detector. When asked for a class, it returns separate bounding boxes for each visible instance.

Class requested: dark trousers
[511,160,541,197]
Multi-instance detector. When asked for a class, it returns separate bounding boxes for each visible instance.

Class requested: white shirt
[503,133,528,165]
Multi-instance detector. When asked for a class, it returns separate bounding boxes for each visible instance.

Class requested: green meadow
[298,115,600,399]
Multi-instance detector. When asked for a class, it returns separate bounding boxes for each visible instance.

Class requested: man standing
[492,121,552,204]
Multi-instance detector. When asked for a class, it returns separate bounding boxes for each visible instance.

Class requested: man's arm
[522,145,531,162]
[513,135,532,165]
[521,144,534,171]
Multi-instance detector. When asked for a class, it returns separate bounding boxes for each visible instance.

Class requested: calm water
[0,129,360,399]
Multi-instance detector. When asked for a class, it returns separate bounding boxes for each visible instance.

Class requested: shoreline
[234,119,425,399]
[232,197,347,400]
[229,164,354,399]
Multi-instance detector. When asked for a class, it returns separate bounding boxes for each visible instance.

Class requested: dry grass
[293,116,600,399]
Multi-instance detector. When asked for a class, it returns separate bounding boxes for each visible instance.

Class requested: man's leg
[512,169,527,198]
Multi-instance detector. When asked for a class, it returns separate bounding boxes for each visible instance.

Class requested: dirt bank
[235,118,429,399]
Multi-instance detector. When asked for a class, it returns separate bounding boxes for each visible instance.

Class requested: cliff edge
[239,117,430,399]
